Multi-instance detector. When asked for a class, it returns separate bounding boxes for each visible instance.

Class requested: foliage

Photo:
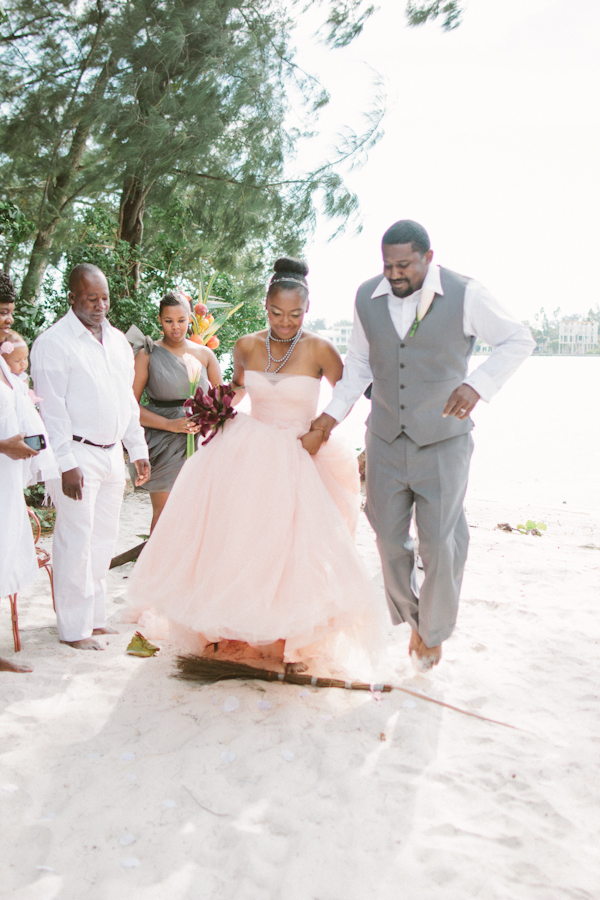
[0,0,464,345]
[24,484,56,533]
[0,199,34,271]
[405,1,464,30]
[305,317,327,332]
[0,0,388,305]
[516,520,547,537]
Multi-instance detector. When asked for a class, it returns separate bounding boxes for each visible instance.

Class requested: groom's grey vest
[356,267,476,447]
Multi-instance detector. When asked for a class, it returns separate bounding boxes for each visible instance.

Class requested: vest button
[400,424,405,430]
[400,404,405,410]
[400,385,405,389]
[400,363,405,368]
[400,342,405,348]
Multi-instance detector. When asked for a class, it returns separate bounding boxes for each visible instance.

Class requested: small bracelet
[309,424,330,442]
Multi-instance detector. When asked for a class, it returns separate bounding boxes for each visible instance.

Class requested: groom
[306,220,535,670]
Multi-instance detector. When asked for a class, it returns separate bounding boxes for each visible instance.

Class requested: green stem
[187,432,195,458]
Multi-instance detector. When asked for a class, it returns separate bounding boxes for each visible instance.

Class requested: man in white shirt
[31,264,150,650]
[306,220,535,671]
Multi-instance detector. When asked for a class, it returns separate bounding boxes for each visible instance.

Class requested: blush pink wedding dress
[127,371,385,673]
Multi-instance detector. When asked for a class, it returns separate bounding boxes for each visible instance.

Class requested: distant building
[315,323,353,351]
[558,319,599,354]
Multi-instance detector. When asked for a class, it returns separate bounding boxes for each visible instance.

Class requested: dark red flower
[184,383,238,445]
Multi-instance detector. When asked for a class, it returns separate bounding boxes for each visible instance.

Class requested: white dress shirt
[325,264,536,422]
[31,309,148,473]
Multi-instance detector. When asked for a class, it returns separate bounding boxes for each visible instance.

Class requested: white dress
[0,366,38,596]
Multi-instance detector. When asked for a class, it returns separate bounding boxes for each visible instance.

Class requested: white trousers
[48,442,125,642]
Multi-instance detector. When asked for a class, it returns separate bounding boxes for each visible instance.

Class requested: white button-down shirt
[325,264,536,422]
[31,309,148,473]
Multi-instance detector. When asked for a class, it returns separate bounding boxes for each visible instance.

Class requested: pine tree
[0,0,383,302]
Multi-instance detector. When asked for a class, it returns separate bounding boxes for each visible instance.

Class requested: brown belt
[73,435,116,450]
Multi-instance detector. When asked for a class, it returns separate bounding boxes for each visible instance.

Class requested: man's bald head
[69,263,106,293]
[67,264,110,335]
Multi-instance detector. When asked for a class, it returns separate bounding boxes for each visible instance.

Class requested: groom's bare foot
[92,627,118,635]
[0,656,33,673]
[409,629,442,673]
[285,661,308,675]
[60,638,104,651]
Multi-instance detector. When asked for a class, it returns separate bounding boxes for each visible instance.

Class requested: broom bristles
[174,655,390,691]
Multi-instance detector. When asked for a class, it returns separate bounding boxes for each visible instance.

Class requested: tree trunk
[19,230,55,298]
[117,174,150,292]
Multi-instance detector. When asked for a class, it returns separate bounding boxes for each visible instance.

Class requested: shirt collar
[370,263,444,300]
[66,306,110,338]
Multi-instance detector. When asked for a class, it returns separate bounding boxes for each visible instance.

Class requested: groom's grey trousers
[364,430,473,648]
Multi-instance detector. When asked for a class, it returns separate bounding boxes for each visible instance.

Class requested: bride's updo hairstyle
[267,257,309,302]
[159,290,191,316]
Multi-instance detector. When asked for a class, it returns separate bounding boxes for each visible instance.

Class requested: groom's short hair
[382,220,430,255]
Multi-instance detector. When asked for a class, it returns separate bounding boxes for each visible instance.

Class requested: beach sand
[1,486,599,900]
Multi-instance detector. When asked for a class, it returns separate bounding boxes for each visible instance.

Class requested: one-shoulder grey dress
[129,339,209,493]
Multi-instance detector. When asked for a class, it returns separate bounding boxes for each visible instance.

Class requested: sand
[1,485,600,900]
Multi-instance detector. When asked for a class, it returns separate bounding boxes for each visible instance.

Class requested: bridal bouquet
[184,383,237,446]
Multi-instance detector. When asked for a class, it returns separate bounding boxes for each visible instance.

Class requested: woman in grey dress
[131,291,222,531]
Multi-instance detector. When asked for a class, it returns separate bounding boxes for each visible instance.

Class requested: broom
[174,655,521,731]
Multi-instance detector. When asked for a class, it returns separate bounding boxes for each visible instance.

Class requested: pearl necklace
[265,327,303,374]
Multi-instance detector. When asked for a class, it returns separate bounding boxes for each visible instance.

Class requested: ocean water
[319,357,600,512]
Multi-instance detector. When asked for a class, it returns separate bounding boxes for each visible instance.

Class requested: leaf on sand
[126,631,160,657]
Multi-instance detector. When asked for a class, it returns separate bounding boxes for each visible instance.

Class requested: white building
[315,324,353,351]
[558,319,599,354]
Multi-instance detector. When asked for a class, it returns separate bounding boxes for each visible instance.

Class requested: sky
[290,0,600,326]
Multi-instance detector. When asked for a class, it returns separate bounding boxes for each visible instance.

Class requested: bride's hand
[169,417,201,434]
[300,429,324,456]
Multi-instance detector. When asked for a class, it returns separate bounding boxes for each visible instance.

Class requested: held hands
[300,430,325,456]
[133,459,151,487]
[0,433,40,460]
[300,413,337,457]
[443,384,480,420]
[169,417,201,435]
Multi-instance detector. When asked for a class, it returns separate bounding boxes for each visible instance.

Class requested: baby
[0,329,29,385]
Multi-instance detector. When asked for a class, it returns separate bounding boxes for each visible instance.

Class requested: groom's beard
[391,282,416,298]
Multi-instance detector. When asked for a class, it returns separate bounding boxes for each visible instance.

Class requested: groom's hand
[443,384,480,420]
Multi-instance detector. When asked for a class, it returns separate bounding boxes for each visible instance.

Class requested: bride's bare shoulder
[302,330,340,357]
[236,330,266,346]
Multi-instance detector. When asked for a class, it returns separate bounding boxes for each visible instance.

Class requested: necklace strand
[265,327,303,374]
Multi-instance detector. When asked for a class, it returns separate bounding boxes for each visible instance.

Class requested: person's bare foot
[409,629,442,673]
[60,638,104,650]
[285,661,308,675]
[92,626,118,635]
[0,656,33,673]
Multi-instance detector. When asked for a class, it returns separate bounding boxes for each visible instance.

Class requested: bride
[127,258,385,675]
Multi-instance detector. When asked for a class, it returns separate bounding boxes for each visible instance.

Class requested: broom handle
[274,670,521,731]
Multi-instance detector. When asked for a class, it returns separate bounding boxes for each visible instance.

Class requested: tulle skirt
[126,412,385,675]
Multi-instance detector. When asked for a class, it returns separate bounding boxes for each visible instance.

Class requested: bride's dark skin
[233,286,342,455]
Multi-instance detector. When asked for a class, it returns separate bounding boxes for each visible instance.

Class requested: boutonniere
[408,288,436,337]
